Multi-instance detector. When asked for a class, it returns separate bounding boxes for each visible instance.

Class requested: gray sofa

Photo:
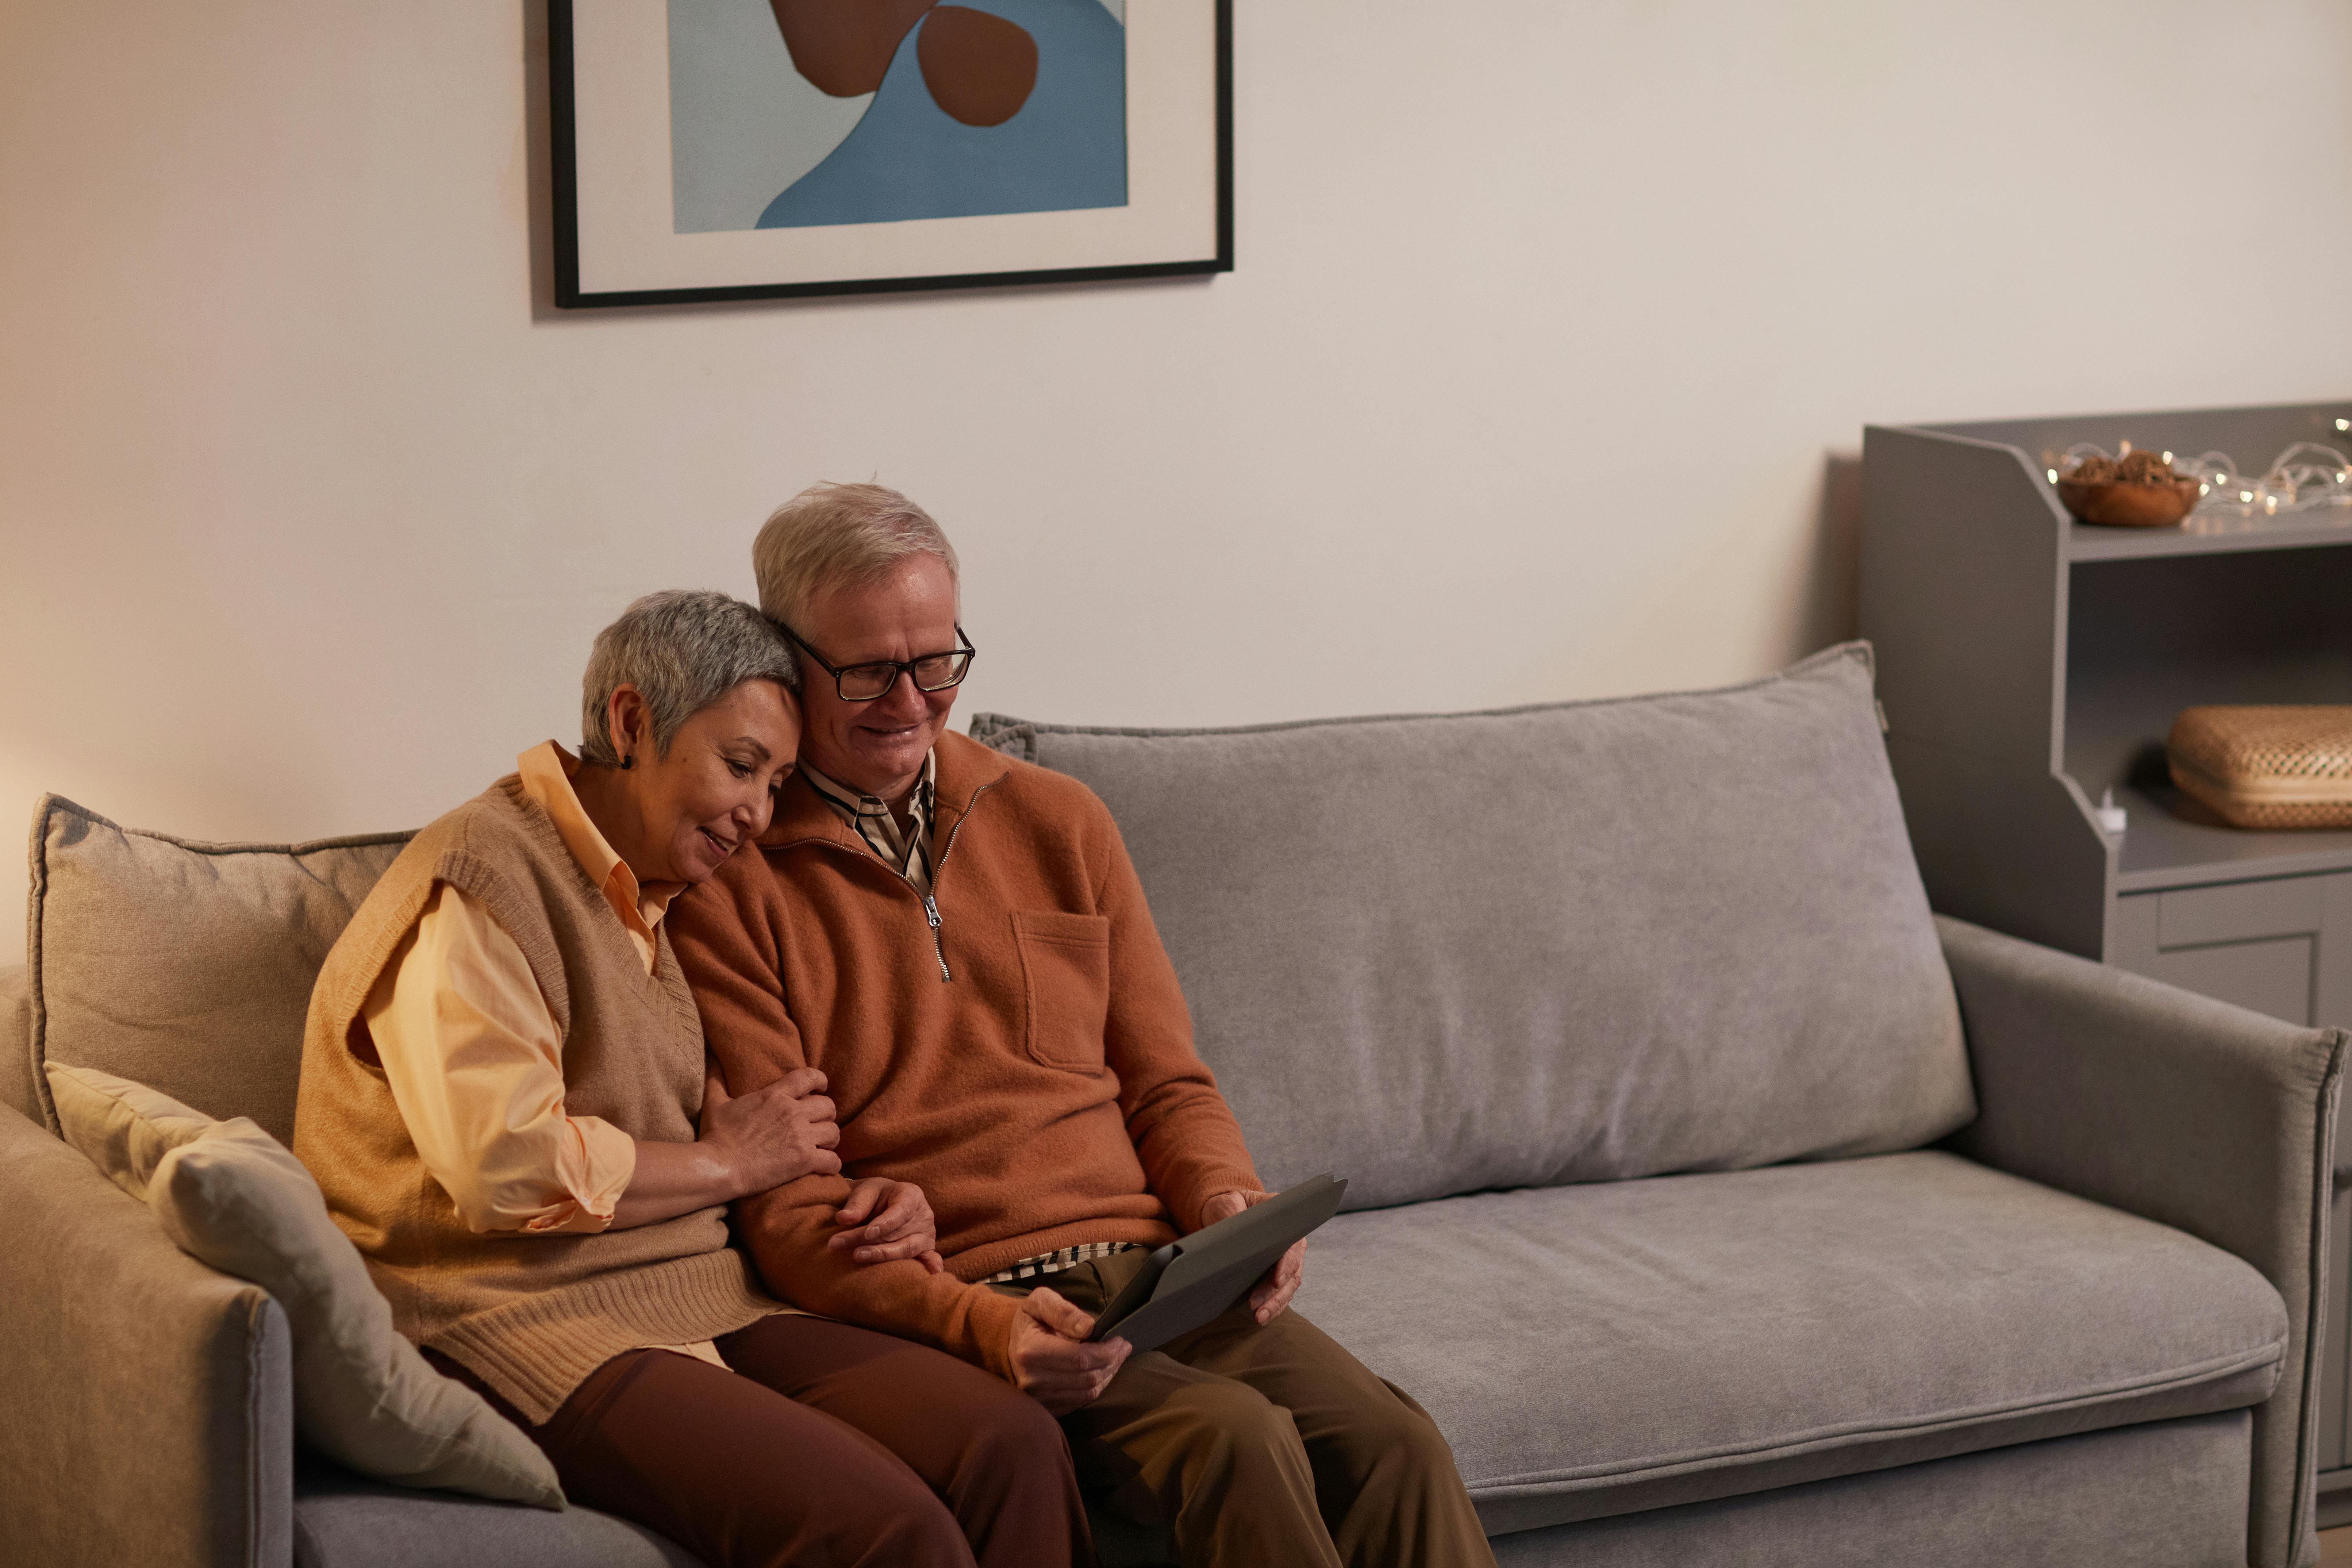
[3,642,2342,1568]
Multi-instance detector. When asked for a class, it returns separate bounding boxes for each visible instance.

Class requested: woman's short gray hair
[579,589,798,768]
[752,483,960,684]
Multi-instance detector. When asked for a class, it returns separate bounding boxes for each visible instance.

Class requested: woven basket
[2168,706,2352,829]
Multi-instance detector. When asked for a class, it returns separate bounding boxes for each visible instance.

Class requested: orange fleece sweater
[668,731,1261,1379]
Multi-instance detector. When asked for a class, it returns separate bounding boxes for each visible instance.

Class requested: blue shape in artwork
[758,0,1126,230]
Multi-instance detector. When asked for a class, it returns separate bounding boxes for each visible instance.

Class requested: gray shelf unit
[1858,399,2352,1502]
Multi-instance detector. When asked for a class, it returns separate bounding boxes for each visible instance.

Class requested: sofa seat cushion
[293,1453,699,1568]
[1291,1150,2286,1537]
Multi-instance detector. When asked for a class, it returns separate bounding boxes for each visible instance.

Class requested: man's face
[793,553,962,800]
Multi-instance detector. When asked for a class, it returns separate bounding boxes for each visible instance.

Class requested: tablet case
[1087,1173,1348,1353]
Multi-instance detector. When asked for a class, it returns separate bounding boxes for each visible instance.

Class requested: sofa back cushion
[971,643,1972,1210]
[28,795,412,1145]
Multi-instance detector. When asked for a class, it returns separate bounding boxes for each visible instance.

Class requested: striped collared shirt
[799,753,937,896]
[981,1241,1141,1285]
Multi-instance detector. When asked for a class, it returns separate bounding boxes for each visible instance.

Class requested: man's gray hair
[752,483,960,685]
[579,589,798,768]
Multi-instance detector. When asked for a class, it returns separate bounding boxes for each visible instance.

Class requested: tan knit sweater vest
[292,776,774,1422]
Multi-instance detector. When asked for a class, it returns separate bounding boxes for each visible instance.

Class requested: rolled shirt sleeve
[363,881,638,1234]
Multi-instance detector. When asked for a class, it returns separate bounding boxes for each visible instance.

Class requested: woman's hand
[829,1178,944,1272]
[700,1067,841,1193]
[1006,1288,1130,1415]
[1199,1189,1304,1325]
[610,1067,841,1229]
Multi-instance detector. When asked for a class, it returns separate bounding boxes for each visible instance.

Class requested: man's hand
[1007,1288,1131,1415]
[1200,1189,1304,1326]
[699,1067,841,1195]
[829,1177,945,1272]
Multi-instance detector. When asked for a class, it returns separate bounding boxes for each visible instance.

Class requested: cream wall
[4,0,2349,965]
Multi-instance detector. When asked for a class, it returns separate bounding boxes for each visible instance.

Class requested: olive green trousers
[991,1252,1497,1568]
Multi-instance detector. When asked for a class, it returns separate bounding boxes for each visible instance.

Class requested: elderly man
[669,483,1495,1568]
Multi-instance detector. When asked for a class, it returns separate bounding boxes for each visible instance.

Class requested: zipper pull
[923,893,951,983]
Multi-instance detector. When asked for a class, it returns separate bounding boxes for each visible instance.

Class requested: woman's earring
[619,754,635,771]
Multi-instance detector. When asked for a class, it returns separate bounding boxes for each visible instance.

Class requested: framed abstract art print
[549,0,1231,307]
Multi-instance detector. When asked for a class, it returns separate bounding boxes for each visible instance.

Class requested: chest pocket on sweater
[1013,910,1111,1073]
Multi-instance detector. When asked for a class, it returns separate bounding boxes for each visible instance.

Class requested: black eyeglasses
[777,622,977,703]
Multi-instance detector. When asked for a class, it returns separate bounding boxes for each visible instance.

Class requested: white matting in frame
[551,0,1231,306]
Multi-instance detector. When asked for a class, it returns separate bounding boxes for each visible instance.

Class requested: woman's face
[619,678,800,887]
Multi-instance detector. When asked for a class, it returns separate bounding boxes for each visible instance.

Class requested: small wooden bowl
[2055,476,2201,527]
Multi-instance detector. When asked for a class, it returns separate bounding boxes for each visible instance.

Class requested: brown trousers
[993,1253,1497,1568]
[429,1314,1093,1568]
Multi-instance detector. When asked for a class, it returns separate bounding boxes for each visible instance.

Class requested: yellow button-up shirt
[361,742,669,1237]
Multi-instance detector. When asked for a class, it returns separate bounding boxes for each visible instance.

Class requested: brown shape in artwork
[916,7,1039,127]
[769,0,938,97]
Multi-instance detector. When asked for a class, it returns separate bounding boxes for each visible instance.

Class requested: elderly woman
[293,590,1089,1568]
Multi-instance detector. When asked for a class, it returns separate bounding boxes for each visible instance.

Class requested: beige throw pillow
[43,1061,218,1201]
[43,1062,565,1509]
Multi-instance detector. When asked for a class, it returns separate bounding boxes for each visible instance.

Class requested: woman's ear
[605,684,651,768]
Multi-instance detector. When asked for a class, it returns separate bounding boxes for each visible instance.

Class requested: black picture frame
[548,0,1231,309]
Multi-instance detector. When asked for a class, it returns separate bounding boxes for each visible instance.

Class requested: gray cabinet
[2111,876,2352,1030]
[1858,399,2352,1506]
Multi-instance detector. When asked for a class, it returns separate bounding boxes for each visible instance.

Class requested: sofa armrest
[1937,914,2345,1568]
[0,1103,292,1568]
[1,963,36,1128]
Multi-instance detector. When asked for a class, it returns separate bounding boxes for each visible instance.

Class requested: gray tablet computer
[1087,1173,1348,1353]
